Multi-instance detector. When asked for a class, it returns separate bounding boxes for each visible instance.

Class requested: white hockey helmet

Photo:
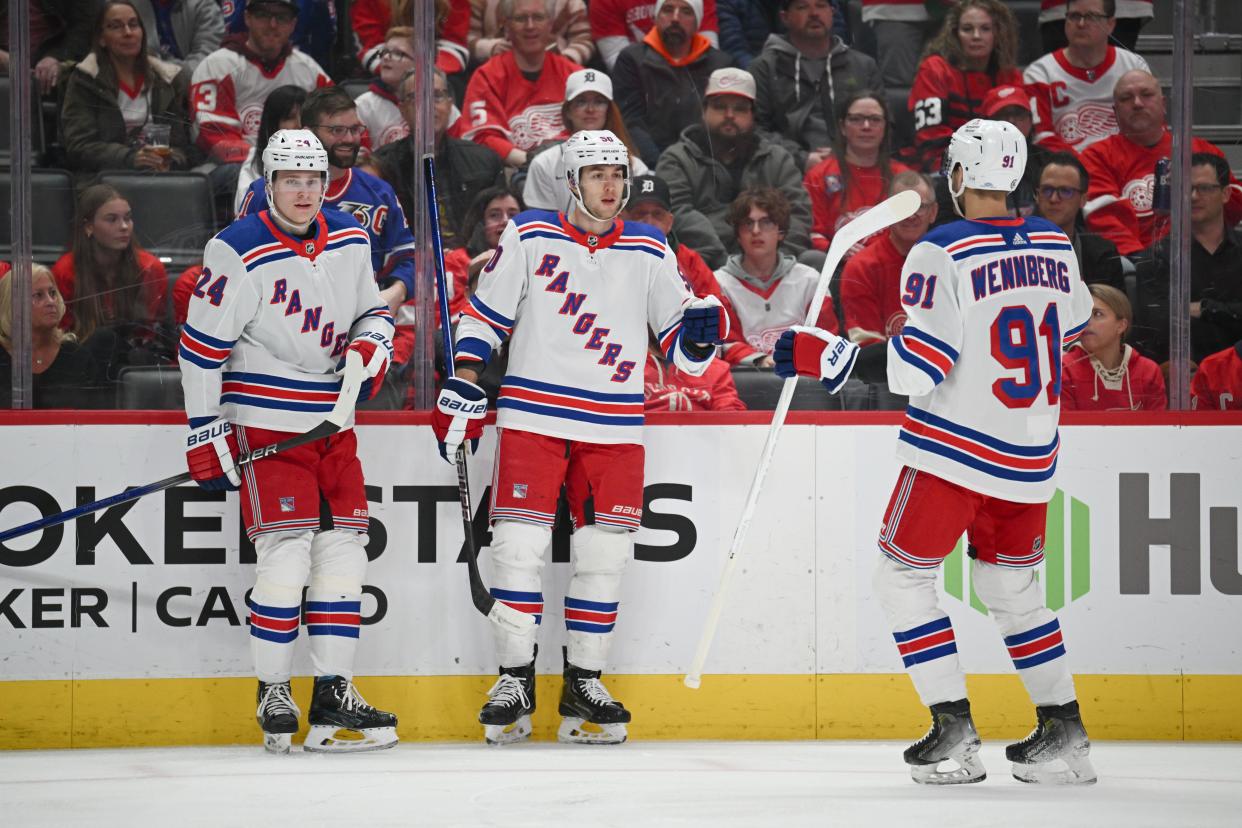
[262,129,329,228]
[563,129,630,222]
[944,119,1027,198]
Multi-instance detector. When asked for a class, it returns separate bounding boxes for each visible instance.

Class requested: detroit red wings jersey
[804,156,913,252]
[1081,129,1242,255]
[1039,0,1153,21]
[454,210,711,444]
[714,259,840,358]
[355,83,408,148]
[1192,345,1242,411]
[190,45,330,163]
[886,216,1093,503]
[461,51,582,158]
[180,209,393,433]
[1024,46,1150,152]
[840,233,908,346]
[908,56,1024,172]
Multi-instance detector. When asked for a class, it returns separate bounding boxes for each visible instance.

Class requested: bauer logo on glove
[431,376,489,462]
[773,325,860,393]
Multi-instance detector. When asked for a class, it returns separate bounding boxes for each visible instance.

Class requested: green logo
[943,489,1091,614]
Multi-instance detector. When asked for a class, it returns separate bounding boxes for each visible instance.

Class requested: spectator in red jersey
[976,84,1066,217]
[590,0,720,71]
[612,0,734,166]
[189,0,329,167]
[355,27,416,149]
[52,185,172,380]
[460,0,583,168]
[1081,70,1242,257]
[907,0,1022,173]
[644,336,746,411]
[470,0,594,67]
[1192,343,1242,411]
[1024,0,1151,155]
[0,264,101,409]
[60,1,198,181]
[1034,153,1124,290]
[1039,0,1152,54]
[839,170,937,347]
[1062,284,1166,411]
[353,0,469,77]
[804,92,912,255]
[749,0,883,173]
[714,188,839,366]
[233,84,306,214]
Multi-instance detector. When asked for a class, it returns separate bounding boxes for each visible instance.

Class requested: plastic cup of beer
[143,123,172,164]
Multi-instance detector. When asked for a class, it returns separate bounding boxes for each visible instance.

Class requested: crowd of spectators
[2,0,1241,413]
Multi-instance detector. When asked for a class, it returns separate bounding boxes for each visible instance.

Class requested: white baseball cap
[705,68,756,101]
[565,69,614,103]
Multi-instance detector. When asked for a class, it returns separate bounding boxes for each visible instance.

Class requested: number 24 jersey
[885,216,1093,503]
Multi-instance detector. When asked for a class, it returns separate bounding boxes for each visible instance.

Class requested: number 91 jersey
[885,216,1093,503]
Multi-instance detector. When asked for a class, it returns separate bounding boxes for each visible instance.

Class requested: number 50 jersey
[885,216,1093,503]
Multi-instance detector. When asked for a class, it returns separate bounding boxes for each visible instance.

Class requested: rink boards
[1,411,1240,748]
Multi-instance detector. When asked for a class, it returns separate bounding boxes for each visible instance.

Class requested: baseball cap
[704,68,756,101]
[626,175,672,212]
[248,0,299,13]
[565,69,613,103]
[980,85,1031,118]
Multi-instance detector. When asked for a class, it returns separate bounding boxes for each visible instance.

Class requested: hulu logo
[943,490,1091,614]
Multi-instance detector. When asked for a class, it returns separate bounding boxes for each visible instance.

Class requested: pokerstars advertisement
[0,421,1239,681]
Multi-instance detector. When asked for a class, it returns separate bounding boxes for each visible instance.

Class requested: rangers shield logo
[512,484,528,499]
[280,497,296,513]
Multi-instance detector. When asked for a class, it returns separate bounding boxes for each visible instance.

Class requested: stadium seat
[730,367,842,411]
[0,76,45,168]
[97,172,215,272]
[0,168,75,265]
[116,365,184,410]
[342,79,371,100]
[886,87,914,154]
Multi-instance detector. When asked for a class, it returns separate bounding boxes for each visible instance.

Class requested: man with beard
[612,0,734,166]
[655,67,812,256]
[238,86,416,313]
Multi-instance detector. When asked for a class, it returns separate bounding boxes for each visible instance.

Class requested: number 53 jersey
[885,216,1093,503]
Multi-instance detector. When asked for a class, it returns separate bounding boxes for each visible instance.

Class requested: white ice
[4,741,1240,827]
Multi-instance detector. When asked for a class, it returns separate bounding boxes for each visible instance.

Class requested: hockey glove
[681,296,730,346]
[431,377,488,462]
[773,326,860,393]
[339,332,391,401]
[185,417,240,491]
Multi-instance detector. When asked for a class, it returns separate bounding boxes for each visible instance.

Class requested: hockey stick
[423,153,535,634]
[683,189,922,689]
[0,351,366,546]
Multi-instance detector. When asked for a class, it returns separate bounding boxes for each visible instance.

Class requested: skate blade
[1012,754,1097,785]
[303,724,398,754]
[483,716,532,746]
[909,754,987,785]
[263,733,293,754]
[557,717,627,745]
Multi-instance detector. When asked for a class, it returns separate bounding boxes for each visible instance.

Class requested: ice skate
[303,676,398,753]
[256,680,301,754]
[557,662,631,745]
[1007,701,1097,785]
[479,660,536,746]
[904,699,986,784]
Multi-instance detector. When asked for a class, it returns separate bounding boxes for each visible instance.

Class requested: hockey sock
[873,555,967,705]
[564,526,629,671]
[250,530,313,684]
[490,521,549,668]
[306,530,367,680]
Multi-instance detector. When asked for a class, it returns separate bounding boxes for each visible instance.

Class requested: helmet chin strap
[947,162,967,219]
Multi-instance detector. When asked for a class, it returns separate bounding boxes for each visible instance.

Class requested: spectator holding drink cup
[61,0,198,179]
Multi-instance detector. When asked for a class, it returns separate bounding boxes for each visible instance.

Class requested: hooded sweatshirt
[713,253,840,362]
[1061,344,1167,411]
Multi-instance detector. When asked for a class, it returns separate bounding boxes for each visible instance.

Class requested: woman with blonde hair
[521,68,648,212]
[907,0,1023,172]
[0,265,98,408]
[1062,283,1166,411]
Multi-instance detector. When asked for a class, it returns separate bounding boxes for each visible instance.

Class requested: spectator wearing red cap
[1039,0,1152,54]
[1025,0,1150,154]
[1192,343,1242,411]
[977,83,1066,217]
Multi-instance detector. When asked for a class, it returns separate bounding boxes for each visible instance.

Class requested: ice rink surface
[4,740,1241,827]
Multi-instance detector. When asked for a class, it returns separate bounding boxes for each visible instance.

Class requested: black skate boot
[558,656,631,745]
[904,699,986,784]
[479,657,536,746]
[256,680,300,754]
[304,675,398,753]
[1007,700,1097,785]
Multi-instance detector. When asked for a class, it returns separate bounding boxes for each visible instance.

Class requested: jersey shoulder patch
[215,214,276,258]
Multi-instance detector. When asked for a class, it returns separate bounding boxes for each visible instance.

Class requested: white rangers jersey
[454,210,712,444]
[1024,46,1150,152]
[355,83,409,148]
[180,209,394,433]
[886,216,1093,503]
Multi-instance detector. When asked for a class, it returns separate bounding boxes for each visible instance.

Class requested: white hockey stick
[683,189,922,689]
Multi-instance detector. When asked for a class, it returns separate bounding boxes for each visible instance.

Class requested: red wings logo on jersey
[885,311,909,338]
[1057,103,1115,145]
[508,103,565,153]
[241,105,263,140]
[1122,174,1155,214]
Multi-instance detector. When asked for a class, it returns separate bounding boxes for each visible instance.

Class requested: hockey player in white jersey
[776,120,1096,785]
[431,129,727,745]
[180,129,397,754]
